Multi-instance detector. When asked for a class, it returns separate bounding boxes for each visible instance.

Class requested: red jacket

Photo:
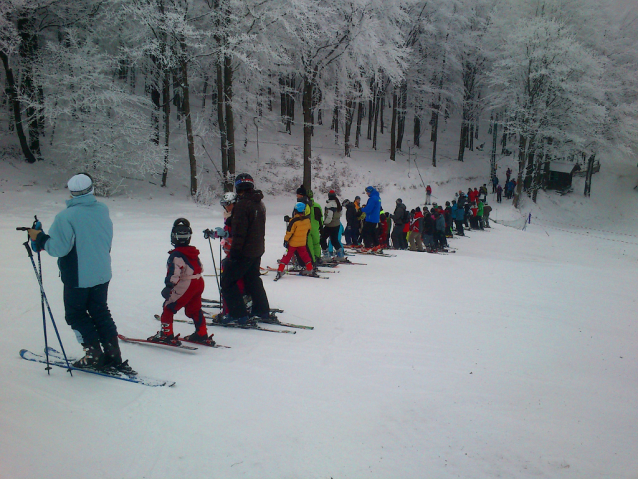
[410,211,423,232]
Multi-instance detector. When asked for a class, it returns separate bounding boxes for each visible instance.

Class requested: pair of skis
[268,266,330,280]
[156,313,313,332]
[20,347,176,387]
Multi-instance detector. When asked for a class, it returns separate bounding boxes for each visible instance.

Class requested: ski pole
[17,237,73,375]
[206,236,222,301]
[32,216,51,372]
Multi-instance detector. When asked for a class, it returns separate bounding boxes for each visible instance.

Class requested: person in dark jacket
[420,209,435,251]
[342,199,358,246]
[219,173,270,325]
[391,199,408,249]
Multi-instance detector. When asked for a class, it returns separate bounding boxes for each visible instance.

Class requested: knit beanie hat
[296,185,307,196]
[68,174,94,197]
[328,190,337,200]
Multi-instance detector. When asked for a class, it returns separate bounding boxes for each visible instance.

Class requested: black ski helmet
[171,218,192,246]
[234,173,255,192]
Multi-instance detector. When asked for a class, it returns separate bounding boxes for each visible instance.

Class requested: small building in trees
[544,161,581,190]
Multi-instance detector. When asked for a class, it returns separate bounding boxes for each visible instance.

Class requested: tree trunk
[0,51,36,163]
[513,134,527,208]
[523,137,536,193]
[380,96,385,134]
[216,61,230,191]
[457,120,467,162]
[490,117,498,179]
[413,115,421,147]
[161,68,170,187]
[179,44,197,196]
[584,154,595,197]
[302,76,314,190]
[223,54,236,184]
[355,101,363,148]
[390,91,397,161]
[367,78,375,140]
[431,108,439,167]
[344,98,354,157]
[396,81,407,150]
[18,14,41,156]
[372,87,380,150]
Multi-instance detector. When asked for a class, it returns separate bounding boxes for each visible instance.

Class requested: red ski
[117,334,198,351]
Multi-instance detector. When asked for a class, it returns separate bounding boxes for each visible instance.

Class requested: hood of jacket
[170,245,200,261]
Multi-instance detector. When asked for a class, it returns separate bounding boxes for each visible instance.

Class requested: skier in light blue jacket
[29,174,133,373]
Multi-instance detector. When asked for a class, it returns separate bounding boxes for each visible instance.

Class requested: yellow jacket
[284,214,311,247]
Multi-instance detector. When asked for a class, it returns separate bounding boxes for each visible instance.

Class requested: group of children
[150,182,498,340]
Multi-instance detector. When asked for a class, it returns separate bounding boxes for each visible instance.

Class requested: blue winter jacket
[36,195,113,288]
[361,189,381,223]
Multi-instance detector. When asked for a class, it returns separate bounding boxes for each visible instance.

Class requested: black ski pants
[320,225,342,251]
[221,256,270,320]
[63,282,117,345]
[361,221,379,248]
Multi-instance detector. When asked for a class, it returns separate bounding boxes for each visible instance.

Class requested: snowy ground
[1,120,638,478]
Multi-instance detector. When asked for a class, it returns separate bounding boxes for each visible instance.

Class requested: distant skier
[306,189,323,263]
[408,207,424,252]
[343,199,359,246]
[425,185,432,205]
[150,218,211,345]
[496,184,503,203]
[320,190,345,262]
[506,167,512,183]
[360,186,382,250]
[391,198,408,249]
[28,173,133,373]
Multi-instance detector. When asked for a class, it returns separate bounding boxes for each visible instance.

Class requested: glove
[29,220,43,252]
[203,228,213,239]
[214,227,228,239]
[284,215,291,223]
[161,285,173,299]
[283,241,289,248]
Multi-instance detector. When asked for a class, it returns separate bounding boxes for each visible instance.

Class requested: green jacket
[310,199,323,231]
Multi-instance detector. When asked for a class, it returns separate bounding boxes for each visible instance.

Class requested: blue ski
[20,348,175,387]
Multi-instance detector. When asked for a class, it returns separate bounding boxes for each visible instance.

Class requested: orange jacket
[284,214,311,247]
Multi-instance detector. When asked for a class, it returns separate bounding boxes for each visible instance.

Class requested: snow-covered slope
[1,118,637,478]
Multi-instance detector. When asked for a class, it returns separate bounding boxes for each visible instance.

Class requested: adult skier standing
[219,173,270,324]
[320,190,345,261]
[28,173,133,373]
[391,198,407,249]
[361,186,381,250]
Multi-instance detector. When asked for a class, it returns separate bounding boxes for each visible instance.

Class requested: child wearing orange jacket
[275,203,314,280]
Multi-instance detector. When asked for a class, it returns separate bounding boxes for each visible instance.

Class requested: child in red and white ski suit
[154,219,209,343]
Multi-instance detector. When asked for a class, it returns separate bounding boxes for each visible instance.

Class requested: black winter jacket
[230,189,267,259]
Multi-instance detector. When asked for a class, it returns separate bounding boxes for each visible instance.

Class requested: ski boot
[183,331,216,346]
[274,271,284,281]
[102,337,137,375]
[73,340,105,369]
[147,330,181,346]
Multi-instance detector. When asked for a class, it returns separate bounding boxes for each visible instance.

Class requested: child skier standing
[275,203,314,280]
[149,218,213,345]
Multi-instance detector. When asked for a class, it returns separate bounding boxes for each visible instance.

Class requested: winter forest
[3,1,638,478]
[1,0,637,204]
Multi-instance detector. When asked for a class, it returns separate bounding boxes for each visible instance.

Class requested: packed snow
[1,127,637,479]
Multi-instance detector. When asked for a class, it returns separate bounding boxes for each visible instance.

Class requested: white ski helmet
[220,192,237,207]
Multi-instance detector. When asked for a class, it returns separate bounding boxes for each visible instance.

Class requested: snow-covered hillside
[1,118,637,479]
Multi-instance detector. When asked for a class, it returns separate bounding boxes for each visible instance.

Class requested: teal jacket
[36,195,113,288]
